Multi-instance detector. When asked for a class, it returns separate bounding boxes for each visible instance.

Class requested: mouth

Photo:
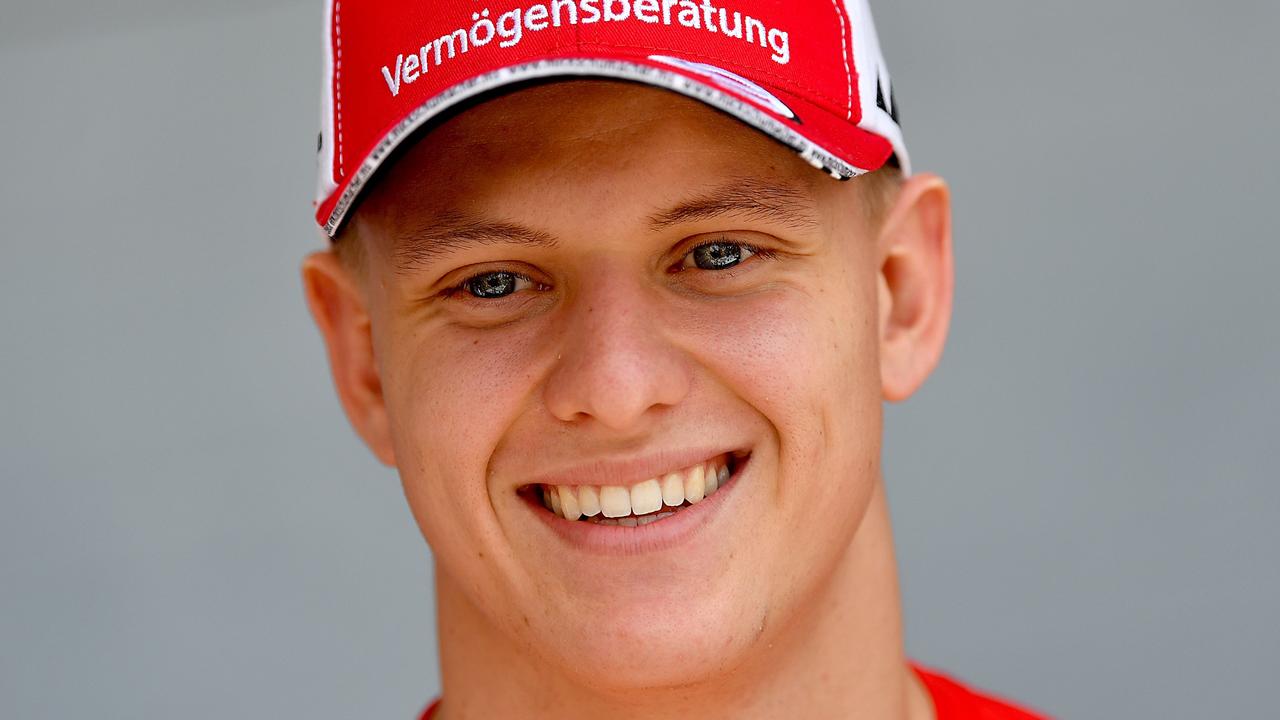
[522,451,747,528]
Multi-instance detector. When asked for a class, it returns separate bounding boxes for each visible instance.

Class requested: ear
[301,250,397,466]
[876,173,954,402]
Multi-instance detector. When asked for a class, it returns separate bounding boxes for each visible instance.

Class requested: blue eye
[684,242,758,270]
[464,272,531,299]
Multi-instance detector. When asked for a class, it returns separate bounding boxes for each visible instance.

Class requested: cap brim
[318,55,897,237]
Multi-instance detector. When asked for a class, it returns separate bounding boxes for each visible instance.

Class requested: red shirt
[910,663,1048,719]
[418,663,1048,719]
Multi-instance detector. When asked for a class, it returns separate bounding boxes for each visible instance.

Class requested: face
[317,81,934,690]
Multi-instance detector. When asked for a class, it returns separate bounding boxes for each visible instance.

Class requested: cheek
[379,315,550,568]
[691,281,881,468]
[675,278,885,630]
[685,279,882,587]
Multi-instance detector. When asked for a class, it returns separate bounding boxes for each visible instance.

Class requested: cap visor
[318,55,895,237]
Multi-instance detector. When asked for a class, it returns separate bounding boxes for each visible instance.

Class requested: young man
[302,1,1047,718]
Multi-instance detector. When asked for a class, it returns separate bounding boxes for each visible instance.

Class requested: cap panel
[316,0,338,202]
[844,0,908,172]
[322,0,856,193]
[315,0,909,234]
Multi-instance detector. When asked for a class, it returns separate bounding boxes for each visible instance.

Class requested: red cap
[315,0,909,236]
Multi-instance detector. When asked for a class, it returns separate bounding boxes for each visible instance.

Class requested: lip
[519,446,747,490]
[524,452,752,556]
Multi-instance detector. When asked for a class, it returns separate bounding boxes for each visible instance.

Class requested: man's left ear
[875,173,954,402]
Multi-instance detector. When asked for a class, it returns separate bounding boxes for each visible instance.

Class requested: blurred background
[1,1,1276,717]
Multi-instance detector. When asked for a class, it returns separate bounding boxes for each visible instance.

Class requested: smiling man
[301,1,1046,719]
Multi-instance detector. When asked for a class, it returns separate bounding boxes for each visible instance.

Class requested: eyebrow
[391,210,559,274]
[647,178,820,232]
[389,178,817,272]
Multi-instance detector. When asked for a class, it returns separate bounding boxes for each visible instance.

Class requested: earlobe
[301,251,398,467]
[875,173,954,403]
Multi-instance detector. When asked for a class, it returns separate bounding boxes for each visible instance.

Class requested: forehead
[354,80,835,234]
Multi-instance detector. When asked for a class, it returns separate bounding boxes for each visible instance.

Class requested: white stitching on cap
[831,0,853,120]
[335,0,345,177]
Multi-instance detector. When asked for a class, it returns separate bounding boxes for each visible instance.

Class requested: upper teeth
[540,457,733,523]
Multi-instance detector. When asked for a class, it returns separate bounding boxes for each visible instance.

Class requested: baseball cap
[314,0,909,237]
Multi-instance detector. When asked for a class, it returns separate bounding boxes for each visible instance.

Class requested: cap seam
[334,0,345,178]
[829,0,853,120]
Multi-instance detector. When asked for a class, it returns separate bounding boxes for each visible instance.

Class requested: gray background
[1,1,1276,717]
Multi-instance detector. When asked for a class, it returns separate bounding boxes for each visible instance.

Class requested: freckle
[477,551,484,559]
[523,615,531,626]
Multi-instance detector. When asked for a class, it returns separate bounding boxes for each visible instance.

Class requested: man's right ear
[301,251,398,467]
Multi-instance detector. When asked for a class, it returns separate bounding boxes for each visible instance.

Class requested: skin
[302,80,953,720]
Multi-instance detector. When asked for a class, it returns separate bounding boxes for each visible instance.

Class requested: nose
[542,268,692,431]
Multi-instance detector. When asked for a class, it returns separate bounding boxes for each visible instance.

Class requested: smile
[536,453,740,526]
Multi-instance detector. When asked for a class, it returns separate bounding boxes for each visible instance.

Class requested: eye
[460,271,535,299]
[680,240,760,271]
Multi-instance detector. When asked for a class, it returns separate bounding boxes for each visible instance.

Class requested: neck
[433,481,931,720]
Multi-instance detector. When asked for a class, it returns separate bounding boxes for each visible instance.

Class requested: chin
[538,591,766,692]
